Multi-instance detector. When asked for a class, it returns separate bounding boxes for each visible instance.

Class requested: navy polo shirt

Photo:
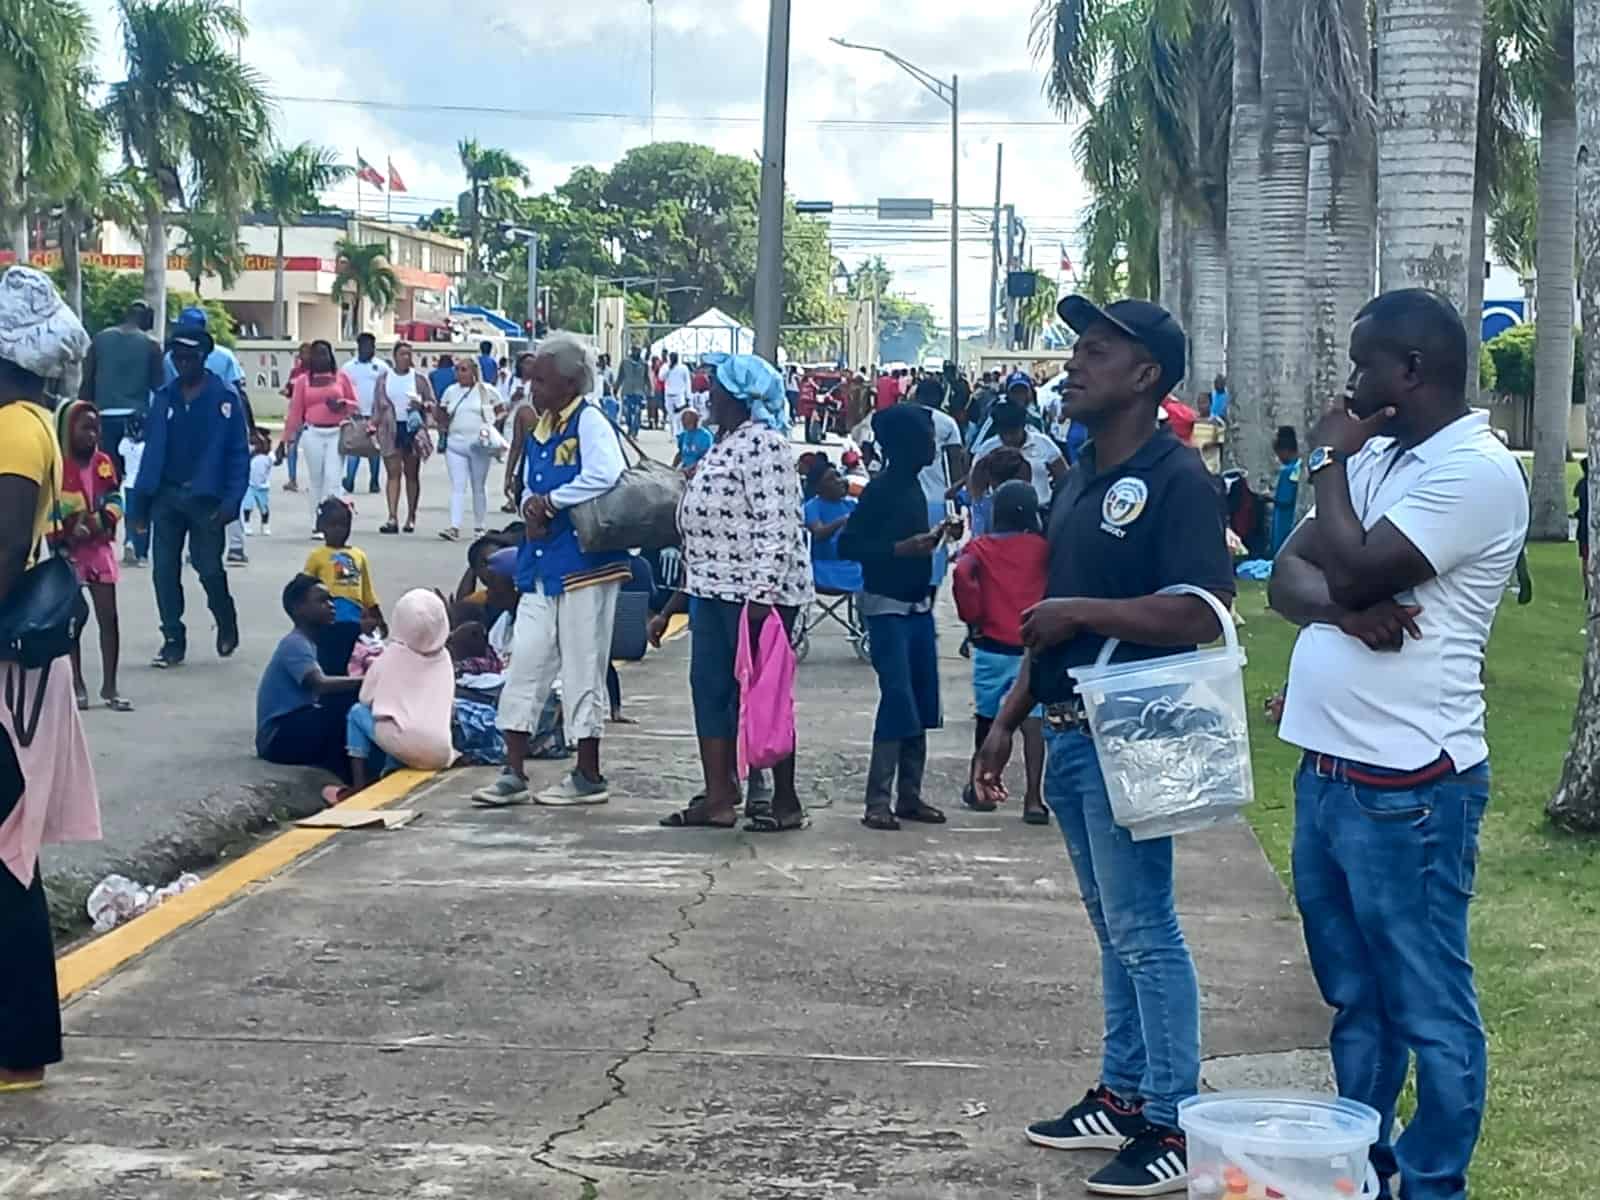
[1031,428,1234,704]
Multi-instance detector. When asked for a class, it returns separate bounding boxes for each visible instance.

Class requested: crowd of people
[0,259,1536,1200]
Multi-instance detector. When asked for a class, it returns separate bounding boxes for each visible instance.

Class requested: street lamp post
[753,0,793,361]
[506,227,540,338]
[832,36,959,365]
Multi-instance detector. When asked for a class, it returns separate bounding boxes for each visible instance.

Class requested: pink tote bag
[734,604,798,778]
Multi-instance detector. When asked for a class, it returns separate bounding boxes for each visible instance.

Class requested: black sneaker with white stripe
[1085,1124,1188,1196]
[1025,1086,1147,1151]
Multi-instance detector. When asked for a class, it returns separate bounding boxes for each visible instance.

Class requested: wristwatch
[1306,445,1341,475]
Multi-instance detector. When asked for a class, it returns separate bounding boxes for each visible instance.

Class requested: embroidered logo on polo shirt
[1101,476,1148,537]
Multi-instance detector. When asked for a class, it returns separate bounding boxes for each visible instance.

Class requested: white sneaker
[471,770,530,807]
[260,523,272,536]
[535,771,610,806]
[243,522,253,536]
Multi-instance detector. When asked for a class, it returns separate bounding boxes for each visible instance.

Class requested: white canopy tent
[647,307,756,361]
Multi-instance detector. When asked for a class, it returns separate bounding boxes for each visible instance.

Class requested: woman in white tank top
[373,341,436,533]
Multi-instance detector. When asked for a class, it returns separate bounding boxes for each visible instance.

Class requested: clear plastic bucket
[1069,585,1252,840]
[1179,1092,1381,1200]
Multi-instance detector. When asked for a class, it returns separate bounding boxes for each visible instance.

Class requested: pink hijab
[359,589,456,770]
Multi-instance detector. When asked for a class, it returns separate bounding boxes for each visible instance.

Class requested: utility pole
[527,232,538,335]
[753,0,792,360]
[648,0,657,142]
[987,144,1002,346]
[831,38,959,364]
[949,74,960,364]
[1003,205,1017,350]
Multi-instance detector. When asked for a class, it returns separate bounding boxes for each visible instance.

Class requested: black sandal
[894,803,947,824]
[961,782,997,813]
[861,809,901,831]
[1023,807,1052,826]
[744,798,806,833]
[660,799,737,828]
[379,521,400,534]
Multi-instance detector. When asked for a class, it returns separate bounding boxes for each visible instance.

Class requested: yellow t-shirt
[0,400,62,546]
[302,543,379,620]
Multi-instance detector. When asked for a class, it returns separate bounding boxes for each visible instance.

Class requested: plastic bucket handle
[1220,1146,1379,1200]
[1092,583,1239,670]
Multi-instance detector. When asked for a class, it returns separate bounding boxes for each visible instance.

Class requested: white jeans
[298,424,343,522]
[497,581,620,742]
[446,443,491,531]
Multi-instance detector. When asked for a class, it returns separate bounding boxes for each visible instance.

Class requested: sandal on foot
[102,695,134,713]
[894,803,947,824]
[1023,807,1052,826]
[660,800,737,828]
[861,809,900,831]
[961,782,997,813]
[74,687,89,711]
[402,521,415,533]
[746,807,806,833]
[379,521,400,534]
[320,784,353,808]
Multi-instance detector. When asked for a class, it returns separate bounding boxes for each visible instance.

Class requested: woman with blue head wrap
[660,351,813,834]
[701,352,790,434]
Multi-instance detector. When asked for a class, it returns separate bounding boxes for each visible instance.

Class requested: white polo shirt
[1279,412,1528,771]
[340,357,389,418]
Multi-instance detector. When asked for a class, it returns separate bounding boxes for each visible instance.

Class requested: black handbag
[0,408,84,745]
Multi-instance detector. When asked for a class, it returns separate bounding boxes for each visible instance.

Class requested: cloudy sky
[84,0,1090,332]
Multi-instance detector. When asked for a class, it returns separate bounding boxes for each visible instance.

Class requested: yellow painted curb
[56,768,436,1003]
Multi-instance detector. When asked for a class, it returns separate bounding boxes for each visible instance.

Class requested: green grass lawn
[1235,541,1600,1199]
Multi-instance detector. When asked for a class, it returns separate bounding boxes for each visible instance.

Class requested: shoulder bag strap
[580,399,655,466]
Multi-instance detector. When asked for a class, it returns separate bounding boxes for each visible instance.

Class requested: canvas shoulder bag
[568,403,684,553]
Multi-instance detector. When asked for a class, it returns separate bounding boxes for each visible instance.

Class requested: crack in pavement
[529,854,727,1195]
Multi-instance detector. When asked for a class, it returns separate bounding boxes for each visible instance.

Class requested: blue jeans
[1293,756,1490,1200]
[864,610,941,741]
[623,394,645,437]
[345,701,390,776]
[343,454,380,492]
[1043,727,1200,1129]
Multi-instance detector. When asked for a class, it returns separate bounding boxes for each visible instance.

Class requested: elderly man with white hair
[473,333,631,808]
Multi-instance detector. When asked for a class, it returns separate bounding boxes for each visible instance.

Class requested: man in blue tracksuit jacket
[128,318,249,667]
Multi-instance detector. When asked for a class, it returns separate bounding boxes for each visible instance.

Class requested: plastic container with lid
[1069,584,1253,840]
[1179,1092,1382,1200]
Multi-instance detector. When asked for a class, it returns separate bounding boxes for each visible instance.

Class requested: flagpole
[386,157,392,224]
[356,146,362,221]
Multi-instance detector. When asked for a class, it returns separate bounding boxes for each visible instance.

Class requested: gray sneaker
[535,771,610,806]
[471,770,531,807]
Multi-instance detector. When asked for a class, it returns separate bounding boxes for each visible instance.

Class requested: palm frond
[1295,0,1375,144]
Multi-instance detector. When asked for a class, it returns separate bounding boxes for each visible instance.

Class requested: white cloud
[82,0,1089,328]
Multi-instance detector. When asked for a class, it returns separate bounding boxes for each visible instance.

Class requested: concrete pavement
[43,426,702,930]
[9,586,1329,1197]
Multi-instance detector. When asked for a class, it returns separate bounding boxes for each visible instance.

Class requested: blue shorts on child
[242,484,270,515]
[971,646,1044,720]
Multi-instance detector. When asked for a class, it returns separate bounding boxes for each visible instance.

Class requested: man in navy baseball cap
[1057,295,1188,399]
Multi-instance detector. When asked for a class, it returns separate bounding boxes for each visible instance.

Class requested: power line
[269,92,1071,131]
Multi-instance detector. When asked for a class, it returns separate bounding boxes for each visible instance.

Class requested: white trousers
[446,444,491,531]
[497,581,620,741]
[298,425,343,523]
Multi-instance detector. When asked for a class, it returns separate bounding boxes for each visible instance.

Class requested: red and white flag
[1060,243,1075,275]
[387,159,407,193]
[355,153,385,188]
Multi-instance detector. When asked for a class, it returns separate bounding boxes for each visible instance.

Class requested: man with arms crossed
[1269,289,1528,1200]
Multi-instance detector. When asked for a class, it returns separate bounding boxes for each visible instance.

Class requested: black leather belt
[1042,699,1088,731]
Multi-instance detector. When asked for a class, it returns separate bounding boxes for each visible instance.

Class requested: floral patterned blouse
[678,420,814,607]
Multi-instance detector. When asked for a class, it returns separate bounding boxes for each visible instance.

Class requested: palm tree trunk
[273,220,288,339]
[143,195,168,322]
[62,205,84,315]
[1467,174,1488,397]
[1531,56,1579,542]
[1189,217,1228,403]
[1305,0,1376,437]
[1227,0,1267,481]
[1257,0,1310,474]
[1549,0,1600,831]
[1159,195,1180,314]
[1375,0,1483,322]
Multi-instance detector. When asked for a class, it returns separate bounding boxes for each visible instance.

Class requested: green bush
[1480,343,1497,393]
[49,264,236,347]
[1485,322,1583,404]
